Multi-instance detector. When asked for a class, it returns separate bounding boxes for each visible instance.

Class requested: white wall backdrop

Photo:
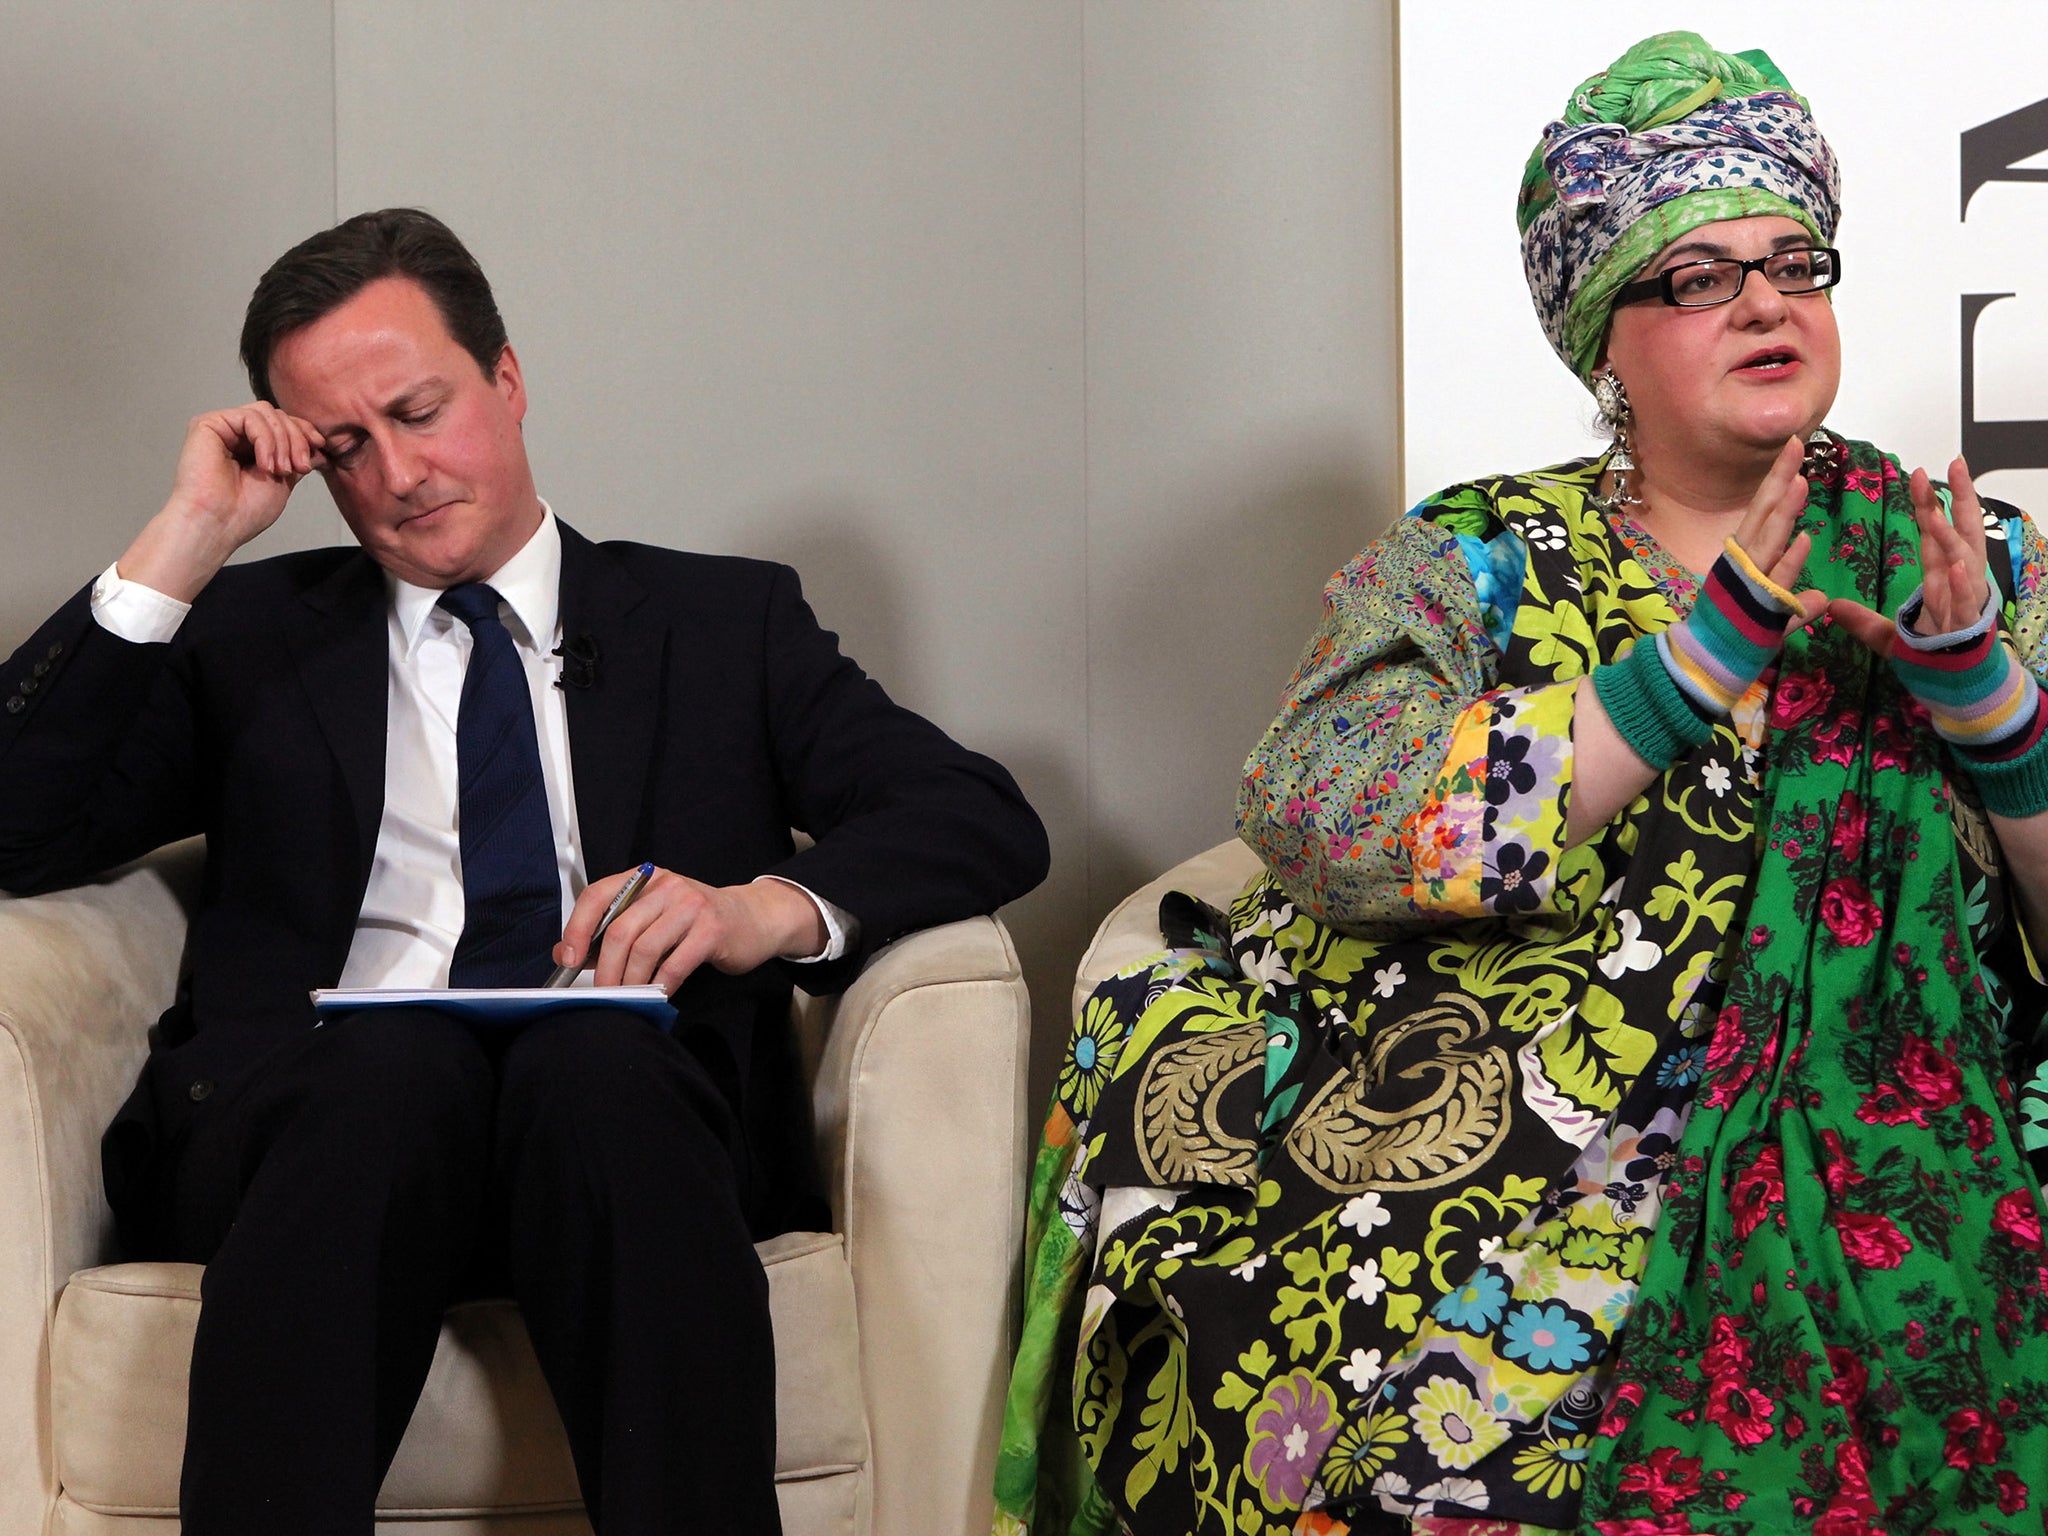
[0,1,1401,1111]
[1401,3,2048,521]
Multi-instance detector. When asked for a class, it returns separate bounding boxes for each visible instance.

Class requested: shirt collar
[389,501,563,659]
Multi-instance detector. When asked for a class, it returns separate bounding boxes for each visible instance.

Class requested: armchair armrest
[1072,838,1262,1017]
[0,839,200,1534]
[796,914,1029,1536]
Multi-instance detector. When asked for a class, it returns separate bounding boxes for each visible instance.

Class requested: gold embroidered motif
[1133,1023,1265,1188]
[1951,789,2000,880]
[1283,993,1512,1193]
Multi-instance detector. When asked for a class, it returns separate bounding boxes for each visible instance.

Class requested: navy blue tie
[438,583,559,987]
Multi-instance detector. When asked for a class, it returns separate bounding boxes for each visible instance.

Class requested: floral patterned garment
[1576,448,2048,1530]
[993,444,2048,1536]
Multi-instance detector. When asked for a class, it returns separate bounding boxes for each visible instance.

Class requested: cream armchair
[0,840,1030,1536]
[1070,839,1263,1012]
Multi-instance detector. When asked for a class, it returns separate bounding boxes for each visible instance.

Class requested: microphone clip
[554,633,601,691]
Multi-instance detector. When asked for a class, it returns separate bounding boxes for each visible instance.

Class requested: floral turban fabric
[1518,31,1841,380]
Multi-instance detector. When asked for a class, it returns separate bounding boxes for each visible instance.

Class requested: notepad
[310,985,677,1031]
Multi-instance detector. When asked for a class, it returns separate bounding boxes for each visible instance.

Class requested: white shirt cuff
[754,875,857,963]
[91,562,191,643]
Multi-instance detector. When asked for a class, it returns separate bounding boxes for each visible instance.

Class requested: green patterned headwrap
[1518,31,1842,379]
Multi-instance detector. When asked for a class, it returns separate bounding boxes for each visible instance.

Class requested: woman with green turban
[996,32,2048,1535]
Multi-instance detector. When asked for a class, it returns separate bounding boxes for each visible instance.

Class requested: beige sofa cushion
[52,1232,865,1519]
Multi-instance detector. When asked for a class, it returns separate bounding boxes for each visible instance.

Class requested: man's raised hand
[118,404,329,602]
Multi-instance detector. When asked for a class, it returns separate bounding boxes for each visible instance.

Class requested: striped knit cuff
[1892,582,2048,816]
[1593,638,1716,771]
[1657,549,1796,721]
[1891,584,2040,757]
[1963,737,2048,819]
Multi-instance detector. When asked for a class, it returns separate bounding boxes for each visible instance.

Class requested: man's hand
[117,404,329,602]
[555,866,829,990]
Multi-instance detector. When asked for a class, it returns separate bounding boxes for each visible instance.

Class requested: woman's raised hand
[1571,436,1825,843]
[1829,456,1992,655]
[1733,434,1829,632]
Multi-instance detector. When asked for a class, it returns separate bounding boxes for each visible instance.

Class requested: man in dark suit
[0,209,1047,1535]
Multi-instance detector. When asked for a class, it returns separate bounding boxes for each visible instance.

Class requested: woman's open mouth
[1736,348,1800,376]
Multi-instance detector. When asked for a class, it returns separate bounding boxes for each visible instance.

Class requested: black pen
[544,862,656,987]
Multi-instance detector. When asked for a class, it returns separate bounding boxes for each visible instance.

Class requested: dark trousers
[158,1007,780,1536]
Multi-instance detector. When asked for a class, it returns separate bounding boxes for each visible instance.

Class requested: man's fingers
[242,406,279,478]
[558,866,642,968]
[195,409,253,465]
[212,404,292,482]
[285,414,320,476]
[264,414,294,479]
[592,871,709,987]
[654,923,721,992]
[619,903,693,987]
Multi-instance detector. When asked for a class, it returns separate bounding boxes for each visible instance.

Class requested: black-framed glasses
[1614,247,1842,309]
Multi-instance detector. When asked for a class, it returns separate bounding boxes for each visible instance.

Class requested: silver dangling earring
[1593,369,1643,509]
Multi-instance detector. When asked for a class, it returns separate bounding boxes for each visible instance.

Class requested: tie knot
[437,583,505,630]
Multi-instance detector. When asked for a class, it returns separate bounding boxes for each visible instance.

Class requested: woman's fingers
[1909,457,1993,635]
[1766,529,1811,591]
[1946,455,1990,583]
[1908,468,1953,623]
[1734,436,1811,565]
[1827,597,1895,658]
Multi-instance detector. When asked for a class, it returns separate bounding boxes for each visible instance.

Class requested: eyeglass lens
[1668,249,1837,305]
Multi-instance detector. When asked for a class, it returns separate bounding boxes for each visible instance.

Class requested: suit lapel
[284,554,389,892]
[557,522,665,882]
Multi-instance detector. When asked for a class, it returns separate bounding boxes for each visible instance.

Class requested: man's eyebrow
[383,380,448,415]
[315,380,448,439]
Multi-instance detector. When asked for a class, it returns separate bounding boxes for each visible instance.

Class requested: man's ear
[493,343,528,424]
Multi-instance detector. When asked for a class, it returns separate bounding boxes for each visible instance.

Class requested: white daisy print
[1341,1192,1392,1236]
[1346,1258,1387,1305]
[1340,1347,1385,1393]
[1595,909,1664,979]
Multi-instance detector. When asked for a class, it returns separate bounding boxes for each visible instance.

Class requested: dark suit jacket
[0,522,1048,1239]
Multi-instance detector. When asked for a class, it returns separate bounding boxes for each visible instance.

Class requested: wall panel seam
[1078,0,1094,929]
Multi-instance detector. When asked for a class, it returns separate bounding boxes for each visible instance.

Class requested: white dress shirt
[91,505,849,986]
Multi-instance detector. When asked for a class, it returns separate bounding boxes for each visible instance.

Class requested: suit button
[18,679,35,695]
[187,1079,214,1102]
[46,642,62,660]
[32,660,49,677]
[4,697,21,714]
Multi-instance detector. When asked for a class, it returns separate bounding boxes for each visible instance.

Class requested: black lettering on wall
[1961,293,2048,475]
[1961,96,2048,219]
[1961,96,2048,475]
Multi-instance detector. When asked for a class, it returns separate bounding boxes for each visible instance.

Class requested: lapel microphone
[553,633,601,691]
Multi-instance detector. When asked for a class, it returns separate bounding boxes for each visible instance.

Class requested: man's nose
[380,434,428,497]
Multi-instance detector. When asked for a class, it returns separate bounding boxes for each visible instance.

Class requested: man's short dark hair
[239,208,509,404]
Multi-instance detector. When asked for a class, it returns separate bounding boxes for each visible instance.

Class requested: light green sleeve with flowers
[1237,499,1579,931]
